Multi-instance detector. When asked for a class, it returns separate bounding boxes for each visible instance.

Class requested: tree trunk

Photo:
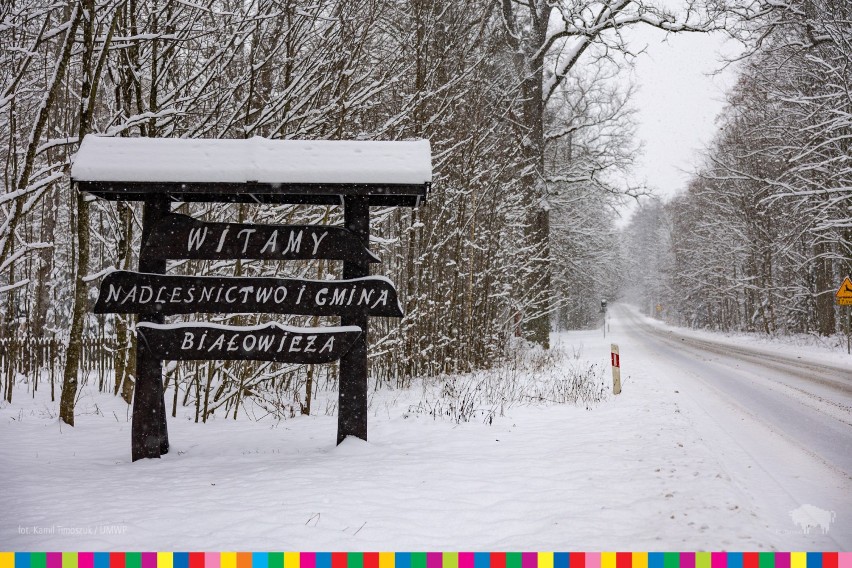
[59,0,96,425]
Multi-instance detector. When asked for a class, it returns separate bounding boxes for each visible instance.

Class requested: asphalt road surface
[614,305,852,547]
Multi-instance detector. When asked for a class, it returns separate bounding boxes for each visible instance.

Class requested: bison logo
[789,504,836,534]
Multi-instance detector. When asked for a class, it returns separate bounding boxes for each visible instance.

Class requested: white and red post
[611,343,621,395]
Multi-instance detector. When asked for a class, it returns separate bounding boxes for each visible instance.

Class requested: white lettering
[237,228,256,253]
[226,334,239,351]
[274,286,287,303]
[331,288,347,305]
[181,332,195,350]
[371,289,389,309]
[215,227,230,253]
[256,335,275,352]
[311,231,328,255]
[359,288,374,306]
[106,284,123,303]
[255,287,273,303]
[121,286,138,304]
[283,230,303,254]
[139,286,154,304]
[188,226,208,251]
[319,336,335,353]
[260,230,278,254]
[209,334,225,351]
[242,334,257,352]
[315,288,329,306]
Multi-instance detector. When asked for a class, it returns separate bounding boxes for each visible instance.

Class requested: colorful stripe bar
[2,554,850,568]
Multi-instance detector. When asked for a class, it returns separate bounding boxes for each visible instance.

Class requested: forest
[1,0,849,423]
[624,0,851,336]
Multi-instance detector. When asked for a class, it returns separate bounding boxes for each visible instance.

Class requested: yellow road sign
[837,276,852,305]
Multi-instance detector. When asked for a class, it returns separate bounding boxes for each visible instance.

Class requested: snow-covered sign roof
[71,135,431,207]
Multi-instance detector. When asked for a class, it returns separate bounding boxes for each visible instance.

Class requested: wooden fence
[0,336,118,397]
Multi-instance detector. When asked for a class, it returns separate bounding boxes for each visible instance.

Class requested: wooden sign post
[72,137,431,461]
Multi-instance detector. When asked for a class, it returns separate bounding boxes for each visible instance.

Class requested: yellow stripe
[601,553,616,568]
[220,554,236,568]
[284,553,299,568]
[0,552,13,568]
[443,553,458,568]
[62,553,77,568]
[539,553,554,568]
[695,553,711,568]
[633,552,649,568]
[790,553,806,568]
[379,553,395,568]
[158,553,173,568]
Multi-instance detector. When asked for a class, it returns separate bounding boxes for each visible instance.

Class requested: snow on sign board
[72,135,432,184]
[837,276,852,306]
[71,135,432,206]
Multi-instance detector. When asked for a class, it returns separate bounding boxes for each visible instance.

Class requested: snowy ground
[2,307,850,551]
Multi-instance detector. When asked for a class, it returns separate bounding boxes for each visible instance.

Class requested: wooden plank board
[136,322,362,364]
[145,214,379,262]
[94,271,403,317]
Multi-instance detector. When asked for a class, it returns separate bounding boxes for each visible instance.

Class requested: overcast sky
[616,27,741,221]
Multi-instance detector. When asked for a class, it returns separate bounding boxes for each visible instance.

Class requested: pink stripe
[776,553,790,568]
[586,554,601,568]
[711,553,727,568]
[47,553,62,568]
[141,553,157,568]
[838,554,851,568]
[460,554,474,568]
[301,554,316,568]
[79,554,94,568]
[427,554,442,568]
[522,554,537,568]
[681,553,695,568]
[205,554,220,568]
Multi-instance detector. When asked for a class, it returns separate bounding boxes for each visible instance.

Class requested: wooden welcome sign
[72,136,431,462]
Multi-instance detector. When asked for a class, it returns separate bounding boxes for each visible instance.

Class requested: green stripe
[664,553,679,568]
[759,554,774,568]
[126,553,141,568]
[507,554,523,568]
[347,554,363,568]
[31,553,46,568]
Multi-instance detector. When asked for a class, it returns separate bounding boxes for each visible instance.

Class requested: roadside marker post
[611,343,621,395]
[836,276,852,355]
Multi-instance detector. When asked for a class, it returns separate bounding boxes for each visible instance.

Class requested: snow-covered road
[613,305,852,548]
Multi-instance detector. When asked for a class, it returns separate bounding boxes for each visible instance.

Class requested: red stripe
[189,553,204,568]
[616,553,632,568]
[570,553,585,568]
[363,553,379,568]
[332,553,347,568]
